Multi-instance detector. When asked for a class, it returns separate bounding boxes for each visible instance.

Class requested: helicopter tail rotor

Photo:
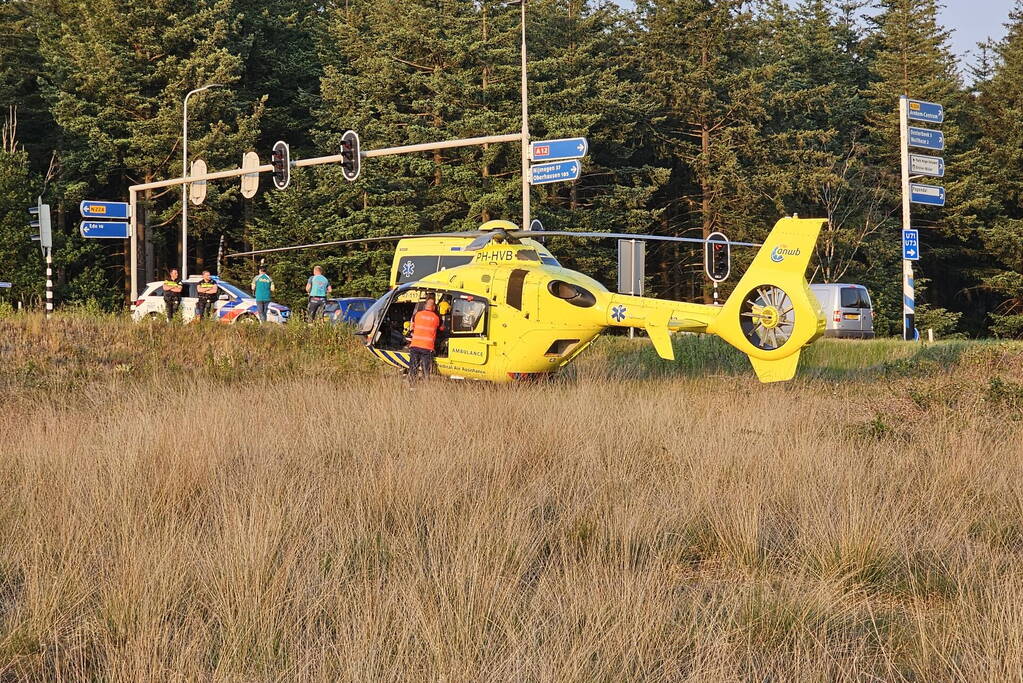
[706,217,827,382]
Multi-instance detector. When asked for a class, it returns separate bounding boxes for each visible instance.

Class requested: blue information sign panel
[529,159,581,185]
[80,221,131,239]
[530,137,588,162]
[80,200,129,220]
[908,127,945,151]
[910,183,945,207]
[907,99,944,124]
[902,229,920,260]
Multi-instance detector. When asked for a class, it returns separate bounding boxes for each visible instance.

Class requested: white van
[809,283,874,339]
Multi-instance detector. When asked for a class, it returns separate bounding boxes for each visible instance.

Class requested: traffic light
[271,140,290,190]
[28,197,52,254]
[340,129,361,182]
[704,231,730,283]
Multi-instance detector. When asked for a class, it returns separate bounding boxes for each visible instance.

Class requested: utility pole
[182,84,222,279]
[520,0,531,230]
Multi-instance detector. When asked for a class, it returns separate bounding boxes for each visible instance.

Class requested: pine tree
[975,0,1023,336]
[634,0,773,301]
[33,0,263,297]
[861,0,976,335]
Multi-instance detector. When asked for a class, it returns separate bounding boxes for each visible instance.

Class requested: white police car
[131,276,290,324]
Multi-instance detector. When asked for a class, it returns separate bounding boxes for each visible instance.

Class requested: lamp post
[519,0,530,230]
[182,83,222,279]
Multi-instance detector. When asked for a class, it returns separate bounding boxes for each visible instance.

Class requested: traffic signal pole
[127,132,525,300]
[520,0,531,231]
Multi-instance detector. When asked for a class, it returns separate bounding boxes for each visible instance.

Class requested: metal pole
[182,84,222,280]
[520,0,531,230]
[130,188,138,302]
[45,247,52,318]
[899,95,915,341]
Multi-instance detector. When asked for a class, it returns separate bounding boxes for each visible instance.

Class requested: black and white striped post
[45,248,53,318]
[29,196,53,318]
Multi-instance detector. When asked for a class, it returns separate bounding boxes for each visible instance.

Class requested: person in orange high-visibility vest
[407,297,443,382]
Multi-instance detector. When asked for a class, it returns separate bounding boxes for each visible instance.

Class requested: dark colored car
[324,297,376,325]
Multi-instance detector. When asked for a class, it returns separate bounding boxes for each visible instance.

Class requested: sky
[611,1,1017,68]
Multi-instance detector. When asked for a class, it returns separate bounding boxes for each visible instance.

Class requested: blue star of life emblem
[401,260,415,279]
[611,304,627,322]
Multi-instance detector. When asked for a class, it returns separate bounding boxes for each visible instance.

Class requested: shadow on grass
[574,334,1015,383]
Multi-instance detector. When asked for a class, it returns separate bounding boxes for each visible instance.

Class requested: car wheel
[234,313,259,324]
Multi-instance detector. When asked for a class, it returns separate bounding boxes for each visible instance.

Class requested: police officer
[163,268,183,321]
[195,270,219,321]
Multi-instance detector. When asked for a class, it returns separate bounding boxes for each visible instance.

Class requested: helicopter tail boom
[603,217,826,382]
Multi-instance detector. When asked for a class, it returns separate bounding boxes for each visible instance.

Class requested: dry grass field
[2,312,1023,681]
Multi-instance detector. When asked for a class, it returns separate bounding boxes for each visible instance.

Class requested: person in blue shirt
[305,265,332,322]
[251,265,275,322]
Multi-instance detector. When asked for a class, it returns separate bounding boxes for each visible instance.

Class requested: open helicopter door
[443,294,491,365]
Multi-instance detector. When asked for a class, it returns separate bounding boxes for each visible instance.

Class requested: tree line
[1,0,1022,337]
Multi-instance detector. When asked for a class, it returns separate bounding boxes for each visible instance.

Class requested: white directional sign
[529,159,581,185]
[530,137,588,162]
[909,154,944,178]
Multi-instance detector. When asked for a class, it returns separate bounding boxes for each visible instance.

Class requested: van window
[841,287,868,309]
[439,255,473,270]
[396,256,440,284]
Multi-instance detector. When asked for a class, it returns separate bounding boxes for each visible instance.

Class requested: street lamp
[182,83,223,279]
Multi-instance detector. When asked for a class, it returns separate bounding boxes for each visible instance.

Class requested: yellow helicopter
[230,217,827,383]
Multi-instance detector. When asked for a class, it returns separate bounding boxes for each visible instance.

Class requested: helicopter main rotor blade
[509,230,762,248]
[224,232,479,258]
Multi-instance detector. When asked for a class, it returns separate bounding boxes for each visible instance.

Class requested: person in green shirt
[251,264,275,322]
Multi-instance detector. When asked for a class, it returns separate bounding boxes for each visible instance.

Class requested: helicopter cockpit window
[515,249,540,262]
[540,256,561,266]
[356,292,393,336]
[547,280,596,308]
[451,297,487,334]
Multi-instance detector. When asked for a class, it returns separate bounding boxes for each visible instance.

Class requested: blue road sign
[902,229,920,260]
[909,127,944,151]
[530,137,588,162]
[529,159,581,185]
[80,200,129,220]
[910,154,945,178]
[0,282,11,289]
[80,221,131,239]
[910,183,946,207]
[907,99,944,124]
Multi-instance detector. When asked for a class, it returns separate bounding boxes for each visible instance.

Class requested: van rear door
[839,286,868,336]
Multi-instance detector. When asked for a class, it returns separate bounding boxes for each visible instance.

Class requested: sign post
[899,95,946,341]
[618,239,644,337]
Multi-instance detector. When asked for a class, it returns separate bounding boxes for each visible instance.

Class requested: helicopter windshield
[356,289,400,337]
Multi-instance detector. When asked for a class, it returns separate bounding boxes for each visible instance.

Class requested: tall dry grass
[2,313,1023,680]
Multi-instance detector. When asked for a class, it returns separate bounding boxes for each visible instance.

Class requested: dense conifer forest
[2,0,1022,336]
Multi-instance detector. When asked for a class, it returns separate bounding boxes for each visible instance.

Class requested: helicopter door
[445,295,489,365]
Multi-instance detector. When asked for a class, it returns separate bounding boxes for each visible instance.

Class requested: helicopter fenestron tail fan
[705,217,827,382]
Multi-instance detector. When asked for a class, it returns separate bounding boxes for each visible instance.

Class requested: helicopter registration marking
[474,250,515,263]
